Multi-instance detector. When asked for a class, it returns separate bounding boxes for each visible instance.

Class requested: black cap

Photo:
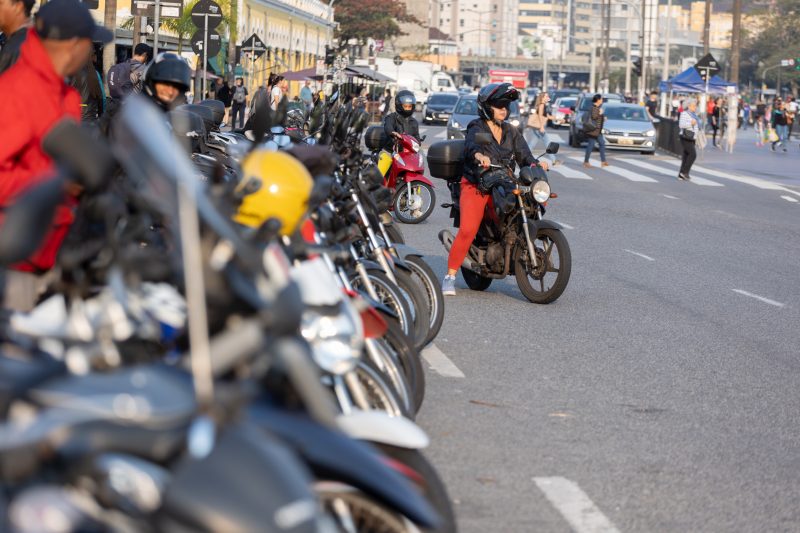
[35,0,113,43]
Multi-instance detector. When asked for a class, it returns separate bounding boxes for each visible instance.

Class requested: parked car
[568,92,625,147]
[597,103,657,154]
[446,95,522,139]
[422,92,460,124]
[548,97,577,128]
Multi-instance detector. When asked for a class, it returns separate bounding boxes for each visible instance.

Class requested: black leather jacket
[0,26,28,75]
[70,64,104,123]
[463,118,537,185]
[383,112,420,150]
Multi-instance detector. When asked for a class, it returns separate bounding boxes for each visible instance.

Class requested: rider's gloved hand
[535,160,550,171]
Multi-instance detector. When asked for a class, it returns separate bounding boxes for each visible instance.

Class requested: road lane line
[548,133,565,144]
[534,477,621,533]
[551,165,594,180]
[569,157,658,182]
[731,289,786,308]
[552,220,574,229]
[623,249,655,261]
[661,160,800,196]
[618,158,724,187]
[662,194,679,199]
[781,195,799,203]
[421,344,465,378]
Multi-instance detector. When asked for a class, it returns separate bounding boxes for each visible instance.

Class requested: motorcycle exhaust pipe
[439,230,480,273]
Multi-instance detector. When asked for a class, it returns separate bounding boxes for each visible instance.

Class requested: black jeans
[231,102,246,129]
[679,139,696,177]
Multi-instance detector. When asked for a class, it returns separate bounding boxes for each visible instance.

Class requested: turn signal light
[550,193,558,198]
[512,189,522,195]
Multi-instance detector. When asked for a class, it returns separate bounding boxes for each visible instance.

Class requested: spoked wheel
[393,182,435,224]
[384,223,406,245]
[514,228,571,304]
[350,271,414,339]
[354,358,408,418]
[364,336,416,418]
[373,315,425,415]
[389,269,431,352]
[460,267,492,291]
[404,256,445,346]
[316,482,417,533]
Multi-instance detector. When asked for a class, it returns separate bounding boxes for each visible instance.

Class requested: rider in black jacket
[383,90,420,150]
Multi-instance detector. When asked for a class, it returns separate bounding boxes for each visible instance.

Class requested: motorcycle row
[0,95,454,532]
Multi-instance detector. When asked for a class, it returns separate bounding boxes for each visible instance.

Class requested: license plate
[618,138,634,145]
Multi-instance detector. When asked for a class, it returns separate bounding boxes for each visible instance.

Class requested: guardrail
[655,118,682,157]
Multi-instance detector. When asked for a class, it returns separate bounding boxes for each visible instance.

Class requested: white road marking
[662,194,679,200]
[548,133,566,144]
[421,343,465,378]
[781,195,799,203]
[551,165,594,180]
[569,156,658,182]
[662,160,800,196]
[731,289,786,308]
[534,477,621,533]
[618,158,724,187]
[623,249,655,261]
[552,220,574,229]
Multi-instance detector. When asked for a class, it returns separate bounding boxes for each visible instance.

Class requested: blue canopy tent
[658,67,738,94]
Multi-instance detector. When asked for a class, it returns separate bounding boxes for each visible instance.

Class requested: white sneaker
[441,275,456,296]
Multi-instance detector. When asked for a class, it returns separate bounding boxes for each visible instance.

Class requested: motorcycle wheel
[375,445,457,533]
[384,223,406,245]
[375,316,425,415]
[460,267,492,291]
[404,255,445,347]
[393,182,435,225]
[514,228,571,304]
[365,336,416,418]
[350,270,414,340]
[354,358,409,418]
[389,269,432,353]
[316,482,413,533]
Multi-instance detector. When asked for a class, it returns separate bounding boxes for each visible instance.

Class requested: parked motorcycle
[429,134,571,304]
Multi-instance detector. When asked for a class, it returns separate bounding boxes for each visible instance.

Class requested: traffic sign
[694,53,720,82]
[191,29,221,57]
[131,0,182,18]
[780,59,795,67]
[191,0,223,30]
[240,33,267,59]
[393,55,403,67]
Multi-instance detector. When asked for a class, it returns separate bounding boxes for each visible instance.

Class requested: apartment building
[518,0,594,57]
[433,0,520,58]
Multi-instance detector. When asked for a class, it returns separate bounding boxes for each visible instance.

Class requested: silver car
[600,103,657,154]
[446,95,522,140]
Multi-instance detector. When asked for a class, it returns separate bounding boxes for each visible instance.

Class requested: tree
[739,0,800,94]
[335,0,420,46]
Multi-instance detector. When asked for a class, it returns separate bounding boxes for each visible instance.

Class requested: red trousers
[447,178,490,271]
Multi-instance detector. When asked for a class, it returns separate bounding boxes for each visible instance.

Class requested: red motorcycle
[381,132,436,224]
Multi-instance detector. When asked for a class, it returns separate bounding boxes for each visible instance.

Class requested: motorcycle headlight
[301,301,363,375]
[410,140,420,152]
[510,119,520,127]
[393,154,406,166]
[531,180,551,204]
[645,129,656,137]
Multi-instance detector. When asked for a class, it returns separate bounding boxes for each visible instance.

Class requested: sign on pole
[131,0,182,18]
[191,0,223,30]
[191,29,221,57]
[240,33,268,60]
[190,0,223,100]
[694,53,720,82]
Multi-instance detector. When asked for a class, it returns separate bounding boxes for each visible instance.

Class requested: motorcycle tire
[384,223,406,245]
[374,444,458,533]
[375,315,425,415]
[461,267,492,291]
[404,255,445,347]
[364,337,416,417]
[514,227,571,304]
[316,482,412,533]
[391,268,432,352]
[350,270,414,340]
[354,358,409,419]
[393,182,436,225]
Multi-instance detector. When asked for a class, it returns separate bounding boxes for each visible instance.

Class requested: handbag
[679,128,696,142]
[767,128,779,143]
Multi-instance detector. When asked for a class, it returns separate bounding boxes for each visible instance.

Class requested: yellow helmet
[233,150,313,235]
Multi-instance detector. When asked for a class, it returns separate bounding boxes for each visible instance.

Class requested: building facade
[432,0,519,59]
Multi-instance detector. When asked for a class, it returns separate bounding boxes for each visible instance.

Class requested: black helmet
[395,90,416,117]
[144,52,191,107]
[478,83,519,123]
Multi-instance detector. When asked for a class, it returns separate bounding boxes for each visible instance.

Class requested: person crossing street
[582,94,609,168]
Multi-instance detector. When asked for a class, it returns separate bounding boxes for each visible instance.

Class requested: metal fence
[655,118,682,157]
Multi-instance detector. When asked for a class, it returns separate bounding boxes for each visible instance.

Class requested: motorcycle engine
[486,242,505,273]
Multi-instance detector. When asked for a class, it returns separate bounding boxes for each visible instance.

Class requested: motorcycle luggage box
[364,125,387,151]
[427,139,465,181]
[196,99,226,127]
[176,104,217,133]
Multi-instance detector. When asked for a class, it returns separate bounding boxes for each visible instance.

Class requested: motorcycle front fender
[391,243,424,260]
[399,172,434,188]
[336,410,429,449]
[528,219,563,235]
[247,405,439,530]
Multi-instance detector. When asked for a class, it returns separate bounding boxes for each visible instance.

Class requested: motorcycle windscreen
[159,422,319,533]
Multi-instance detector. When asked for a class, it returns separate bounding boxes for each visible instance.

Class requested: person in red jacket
[0,0,112,310]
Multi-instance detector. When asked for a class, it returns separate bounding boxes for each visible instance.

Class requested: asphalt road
[406,122,800,532]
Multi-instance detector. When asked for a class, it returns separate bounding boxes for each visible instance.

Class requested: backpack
[107,60,133,99]
[233,86,246,103]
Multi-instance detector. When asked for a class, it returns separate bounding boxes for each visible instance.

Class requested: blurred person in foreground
[0,0,112,311]
[0,0,34,74]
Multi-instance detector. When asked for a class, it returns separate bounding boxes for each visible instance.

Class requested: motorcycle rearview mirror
[474,132,493,145]
[42,119,116,193]
[545,142,560,154]
[0,176,63,266]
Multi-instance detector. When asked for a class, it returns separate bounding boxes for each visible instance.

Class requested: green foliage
[740,0,800,86]
[335,0,420,44]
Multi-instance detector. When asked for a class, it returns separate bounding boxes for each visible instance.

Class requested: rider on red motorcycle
[383,90,421,149]
[442,83,550,296]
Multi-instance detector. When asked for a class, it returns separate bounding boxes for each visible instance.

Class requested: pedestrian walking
[0,0,113,311]
[645,91,658,118]
[106,42,151,101]
[215,79,231,123]
[785,96,797,140]
[70,47,104,125]
[709,98,722,148]
[754,99,766,146]
[230,76,247,129]
[582,94,608,168]
[525,91,557,165]
[0,0,34,74]
[743,101,750,131]
[381,88,392,117]
[677,99,700,181]
[770,100,788,152]
[300,80,313,112]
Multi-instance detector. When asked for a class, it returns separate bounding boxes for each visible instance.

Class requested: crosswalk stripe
[551,165,593,180]
[618,158,724,187]
[569,157,657,182]
[660,159,797,194]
